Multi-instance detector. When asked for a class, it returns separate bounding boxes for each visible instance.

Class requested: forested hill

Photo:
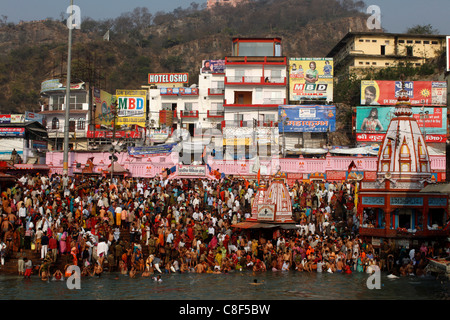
[0,0,371,113]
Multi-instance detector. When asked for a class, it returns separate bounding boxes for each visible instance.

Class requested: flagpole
[63,0,74,175]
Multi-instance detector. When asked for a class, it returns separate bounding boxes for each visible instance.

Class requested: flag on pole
[348,160,357,173]
[252,156,260,174]
[257,168,261,185]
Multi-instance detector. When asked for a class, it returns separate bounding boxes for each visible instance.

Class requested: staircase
[0,230,150,275]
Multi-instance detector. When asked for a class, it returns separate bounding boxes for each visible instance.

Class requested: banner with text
[115,90,147,126]
[289,58,333,102]
[360,80,447,106]
[356,106,447,143]
[278,105,336,133]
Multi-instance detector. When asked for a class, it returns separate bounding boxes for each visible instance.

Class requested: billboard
[115,90,147,126]
[356,106,447,143]
[93,88,114,127]
[200,60,225,74]
[25,111,43,124]
[278,105,336,133]
[40,79,85,93]
[361,80,447,106]
[0,115,11,124]
[288,58,333,102]
[0,128,25,137]
[148,73,189,84]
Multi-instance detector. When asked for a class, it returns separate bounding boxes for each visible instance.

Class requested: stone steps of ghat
[0,230,149,275]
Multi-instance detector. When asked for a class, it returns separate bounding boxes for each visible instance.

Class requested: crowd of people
[0,172,447,280]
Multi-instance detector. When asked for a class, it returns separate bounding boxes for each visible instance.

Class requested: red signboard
[87,130,142,139]
[356,133,446,143]
[361,80,447,106]
[148,73,189,84]
[326,170,347,181]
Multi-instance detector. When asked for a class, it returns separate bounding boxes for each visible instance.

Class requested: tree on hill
[405,24,440,35]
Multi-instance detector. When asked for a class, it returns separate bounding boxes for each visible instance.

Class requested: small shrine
[358,84,449,245]
[232,171,295,230]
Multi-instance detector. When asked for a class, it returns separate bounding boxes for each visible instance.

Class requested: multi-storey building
[39,79,90,151]
[223,38,287,127]
[327,32,447,77]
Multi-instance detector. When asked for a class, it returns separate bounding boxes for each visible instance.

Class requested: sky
[1,0,450,35]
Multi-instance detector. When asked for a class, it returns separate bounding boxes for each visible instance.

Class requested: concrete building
[39,79,90,151]
[327,32,447,77]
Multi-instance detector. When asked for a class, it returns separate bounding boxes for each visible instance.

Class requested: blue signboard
[278,105,336,133]
[128,143,177,156]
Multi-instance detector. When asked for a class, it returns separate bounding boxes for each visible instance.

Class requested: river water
[1,270,449,300]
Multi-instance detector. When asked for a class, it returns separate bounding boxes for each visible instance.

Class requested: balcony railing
[208,88,225,95]
[225,56,287,65]
[207,110,224,118]
[180,110,199,118]
[223,98,286,107]
[225,76,286,85]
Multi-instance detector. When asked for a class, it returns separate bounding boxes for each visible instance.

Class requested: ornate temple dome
[377,85,432,186]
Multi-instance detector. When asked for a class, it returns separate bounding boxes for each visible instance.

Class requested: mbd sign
[117,96,145,117]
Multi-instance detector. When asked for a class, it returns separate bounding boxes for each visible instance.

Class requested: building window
[366,62,370,65]
[406,40,413,44]
[385,63,390,66]
[77,118,86,130]
[372,62,377,65]
[69,118,76,132]
[359,39,364,42]
[399,40,405,43]
[365,40,370,42]
[406,46,413,56]
[372,40,377,42]
[51,117,59,130]
[423,41,430,44]
[432,41,438,44]
[415,40,421,44]
[359,62,364,65]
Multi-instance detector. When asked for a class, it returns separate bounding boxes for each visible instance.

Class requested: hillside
[0,0,372,114]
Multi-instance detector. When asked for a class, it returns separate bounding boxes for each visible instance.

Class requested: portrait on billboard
[363,85,380,105]
[360,108,384,132]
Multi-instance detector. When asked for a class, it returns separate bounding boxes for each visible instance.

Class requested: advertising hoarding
[200,60,225,74]
[0,128,25,137]
[356,106,447,143]
[115,90,147,126]
[25,111,44,124]
[94,89,114,127]
[40,79,85,93]
[288,58,333,102]
[360,80,447,106]
[278,105,336,133]
[0,115,11,124]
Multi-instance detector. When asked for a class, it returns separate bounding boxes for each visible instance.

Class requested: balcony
[225,76,286,86]
[208,88,225,95]
[225,56,287,65]
[223,98,286,108]
[359,227,449,239]
[180,110,199,118]
[207,110,224,118]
